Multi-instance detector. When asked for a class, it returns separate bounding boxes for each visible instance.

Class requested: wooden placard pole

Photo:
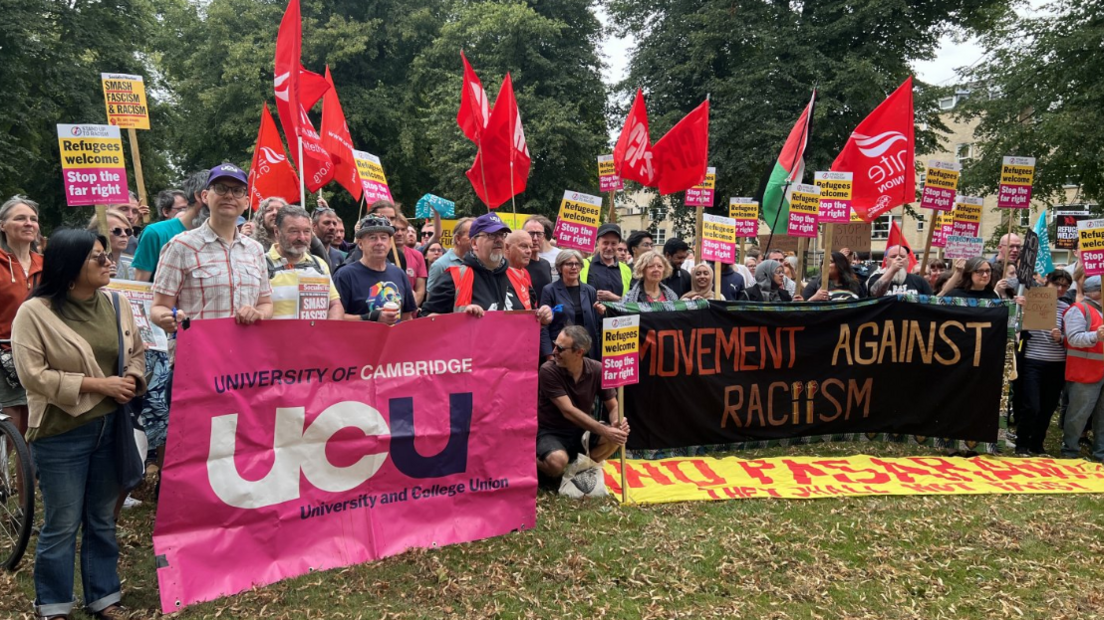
[95,204,110,238]
[818,225,834,292]
[796,237,808,286]
[714,260,722,299]
[608,191,617,224]
[126,128,149,223]
[921,208,938,275]
[1003,208,1015,274]
[694,207,705,261]
[617,385,627,504]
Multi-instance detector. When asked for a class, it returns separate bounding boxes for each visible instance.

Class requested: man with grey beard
[423,212,553,324]
[866,245,932,296]
[266,205,344,320]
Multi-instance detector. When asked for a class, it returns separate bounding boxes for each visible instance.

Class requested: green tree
[958,0,1104,209]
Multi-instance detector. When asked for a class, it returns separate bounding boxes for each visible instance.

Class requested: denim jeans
[1062,380,1104,461]
[32,412,122,616]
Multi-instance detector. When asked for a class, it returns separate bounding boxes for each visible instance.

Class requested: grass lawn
[3,438,1103,619]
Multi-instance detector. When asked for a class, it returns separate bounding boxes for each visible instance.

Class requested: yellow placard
[814,173,853,200]
[1000,157,1036,187]
[692,170,716,191]
[598,157,616,178]
[729,199,758,221]
[850,208,865,222]
[604,455,1104,504]
[101,73,150,130]
[953,200,983,223]
[557,191,602,227]
[602,326,639,357]
[703,217,737,244]
[935,212,954,227]
[789,187,820,215]
[925,166,960,190]
[1078,219,1104,252]
[436,213,534,250]
[356,158,387,185]
[57,136,125,169]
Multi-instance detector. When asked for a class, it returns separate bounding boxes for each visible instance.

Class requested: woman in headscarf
[681,262,715,300]
[740,259,793,302]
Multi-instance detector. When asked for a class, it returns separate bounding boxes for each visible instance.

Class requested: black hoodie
[422,252,531,314]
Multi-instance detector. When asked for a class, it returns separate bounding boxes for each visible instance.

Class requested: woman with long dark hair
[802,251,868,301]
[11,229,147,620]
[939,257,999,298]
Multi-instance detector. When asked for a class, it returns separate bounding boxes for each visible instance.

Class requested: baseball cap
[596,222,622,240]
[355,215,395,238]
[1084,276,1102,292]
[469,212,511,238]
[207,163,248,187]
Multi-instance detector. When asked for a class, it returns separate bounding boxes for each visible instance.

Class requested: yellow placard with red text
[604,455,1104,504]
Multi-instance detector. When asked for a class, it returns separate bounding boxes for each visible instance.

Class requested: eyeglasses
[640,242,655,249]
[561,262,582,269]
[210,184,248,198]
[90,253,113,266]
[528,231,545,238]
[975,269,992,275]
[1004,244,1023,249]
[110,227,133,237]
[477,231,509,240]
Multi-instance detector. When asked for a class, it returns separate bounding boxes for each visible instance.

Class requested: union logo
[853,131,907,158]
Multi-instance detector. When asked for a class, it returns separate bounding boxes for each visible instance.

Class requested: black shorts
[536,427,600,461]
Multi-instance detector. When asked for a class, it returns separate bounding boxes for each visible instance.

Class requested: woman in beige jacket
[11,229,146,620]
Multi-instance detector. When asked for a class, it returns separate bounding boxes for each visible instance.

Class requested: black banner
[615,298,1008,450]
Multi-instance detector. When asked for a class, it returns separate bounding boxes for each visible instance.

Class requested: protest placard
[552,190,603,253]
[1022,287,1058,331]
[998,156,1035,209]
[598,154,623,192]
[104,280,167,352]
[830,222,873,254]
[919,160,960,212]
[944,235,985,259]
[297,276,331,320]
[787,183,820,238]
[1078,218,1104,276]
[352,150,393,203]
[415,194,454,219]
[814,171,852,223]
[57,124,129,206]
[602,315,640,389]
[931,211,954,248]
[101,73,150,130]
[952,196,983,237]
[1056,209,1088,250]
[759,234,800,254]
[685,167,716,207]
[701,214,736,264]
[729,198,759,238]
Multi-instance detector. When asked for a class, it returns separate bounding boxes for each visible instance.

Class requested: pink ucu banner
[152,313,539,612]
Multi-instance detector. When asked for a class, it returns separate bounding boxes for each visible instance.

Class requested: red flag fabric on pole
[466,73,530,209]
[321,67,363,201]
[613,88,658,188]
[457,51,491,145]
[881,220,918,272]
[831,77,915,222]
[248,104,301,211]
[274,0,333,195]
[652,99,710,196]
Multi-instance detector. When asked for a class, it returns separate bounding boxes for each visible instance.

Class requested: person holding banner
[1062,275,1104,462]
[266,206,344,320]
[537,326,627,481]
[426,218,474,293]
[11,229,147,620]
[0,196,43,435]
[739,260,793,302]
[334,216,415,324]
[801,252,867,301]
[622,251,679,303]
[540,250,601,360]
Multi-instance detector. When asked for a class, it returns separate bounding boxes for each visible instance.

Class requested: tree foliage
[958,0,1104,209]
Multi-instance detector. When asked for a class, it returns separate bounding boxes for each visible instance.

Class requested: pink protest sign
[1078,219,1104,276]
[353,149,394,203]
[602,315,640,388]
[598,154,623,192]
[952,195,983,237]
[701,213,736,264]
[787,183,820,238]
[153,314,538,612]
[553,190,603,253]
[57,124,130,206]
[684,167,716,207]
[998,156,1035,209]
[931,212,954,248]
[919,160,960,212]
[814,171,852,223]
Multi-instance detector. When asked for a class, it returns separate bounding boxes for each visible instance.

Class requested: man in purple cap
[151,163,273,329]
[423,212,553,324]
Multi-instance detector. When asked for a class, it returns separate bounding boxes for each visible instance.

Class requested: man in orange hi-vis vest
[1062,275,1104,462]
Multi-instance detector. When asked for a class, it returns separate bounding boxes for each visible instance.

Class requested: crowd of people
[0,164,1098,617]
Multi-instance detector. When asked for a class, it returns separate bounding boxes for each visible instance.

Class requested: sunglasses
[111,227,133,237]
[90,253,114,266]
[421,231,433,238]
[553,344,571,353]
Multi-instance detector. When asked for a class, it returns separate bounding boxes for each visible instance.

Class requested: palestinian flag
[761,90,816,233]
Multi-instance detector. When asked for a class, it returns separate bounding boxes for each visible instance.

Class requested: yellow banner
[692,170,716,191]
[356,158,387,185]
[935,212,954,227]
[1078,219,1104,252]
[604,455,1104,504]
[101,73,150,130]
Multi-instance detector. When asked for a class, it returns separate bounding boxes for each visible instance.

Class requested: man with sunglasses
[423,213,553,324]
[151,163,273,329]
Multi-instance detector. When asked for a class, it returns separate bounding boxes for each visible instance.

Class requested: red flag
[466,73,530,209]
[612,88,658,188]
[320,66,362,201]
[881,220,918,272]
[831,77,915,222]
[248,105,301,211]
[457,51,490,144]
[274,0,333,195]
[652,99,710,195]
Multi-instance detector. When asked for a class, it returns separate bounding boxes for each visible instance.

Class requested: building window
[1019,211,1030,227]
[938,96,956,110]
[649,207,666,221]
[655,228,667,245]
[955,143,976,162]
[916,214,926,232]
[872,214,892,240]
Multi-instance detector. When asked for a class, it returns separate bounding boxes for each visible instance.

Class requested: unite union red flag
[652,99,710,195]
[248,104,301,211]
[613,89,658,188]
[457,51,491,145]
[320,66,362,201]
[466,73,530,209]
[831,77,915,222]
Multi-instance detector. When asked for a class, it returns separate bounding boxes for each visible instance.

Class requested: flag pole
[764,85,815,254]
[298,136,306,208]
[921,205,937,277]
[478,142,491,213]
[510,160,517,217]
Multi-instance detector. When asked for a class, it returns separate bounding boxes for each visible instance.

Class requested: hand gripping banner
[153,314,539,612]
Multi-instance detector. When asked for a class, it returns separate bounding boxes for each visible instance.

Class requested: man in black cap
[333,215,417,323]
[662,237,693,298]
[626,230,655,264]
[581,223,632,302]
[423,212,553,323]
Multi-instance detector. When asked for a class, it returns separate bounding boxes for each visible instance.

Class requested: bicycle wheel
[0,417,34,570]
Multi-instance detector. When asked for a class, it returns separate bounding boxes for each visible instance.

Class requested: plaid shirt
[152,221,272,319]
